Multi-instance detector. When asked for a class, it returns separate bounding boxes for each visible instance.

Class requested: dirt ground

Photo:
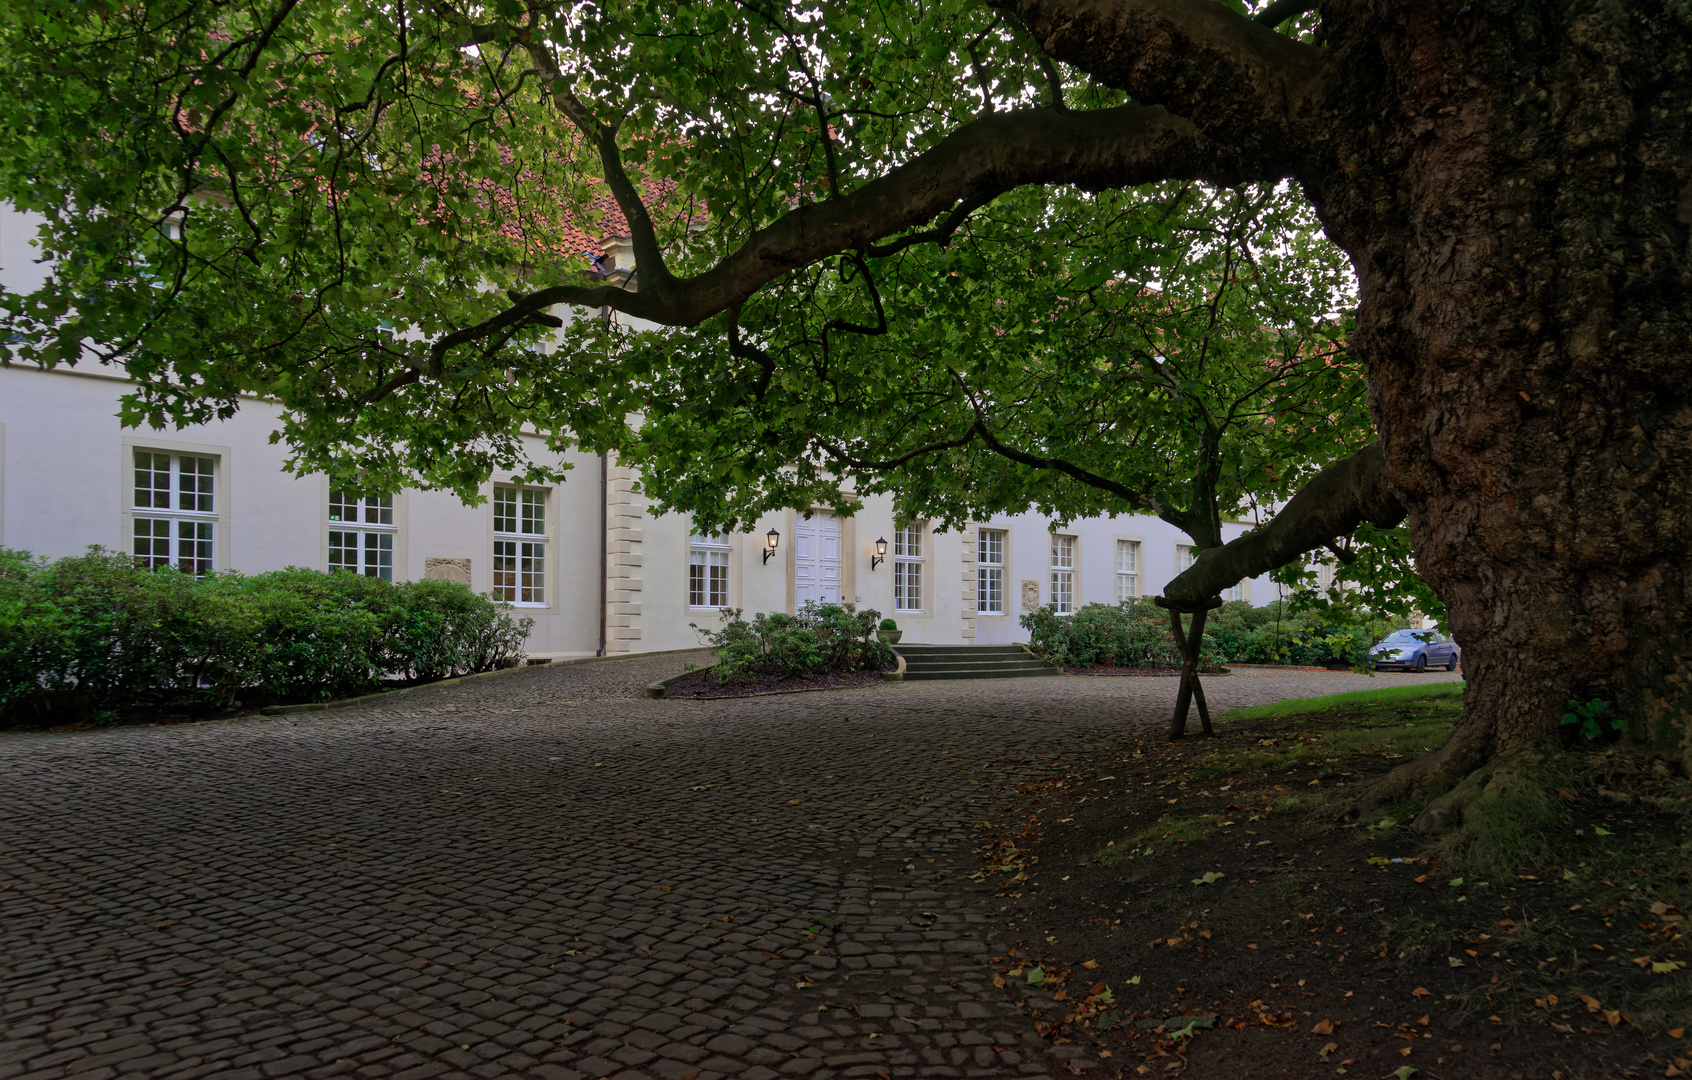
[975,685,1691,1079]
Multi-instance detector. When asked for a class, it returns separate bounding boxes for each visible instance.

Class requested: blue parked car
[1369,629,1459,672]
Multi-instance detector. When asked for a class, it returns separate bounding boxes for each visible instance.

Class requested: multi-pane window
[1050,534,1075,614]
[688,531,730,608]
[977,529,1006,614]
[132,450,216,575]
[329,489,396,581]
[493,487,547,604]
[1115,540,1140,602]
[893,522,924,612]
[1177,544,1198,574]
[1178,543,1244,601]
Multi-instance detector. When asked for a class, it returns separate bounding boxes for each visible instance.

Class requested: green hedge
[1020,598,1397,669]
[0,548,533,726]
[692,601,894,684]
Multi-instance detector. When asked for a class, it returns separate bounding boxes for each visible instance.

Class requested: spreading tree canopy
[3,0,1689,820]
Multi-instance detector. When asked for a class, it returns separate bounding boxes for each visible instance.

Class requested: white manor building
[0,206,1277,659]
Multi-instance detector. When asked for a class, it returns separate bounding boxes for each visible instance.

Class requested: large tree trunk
[1309,0,1692,805]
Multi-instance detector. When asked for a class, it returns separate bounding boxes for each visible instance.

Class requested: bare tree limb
[865,193,999,258]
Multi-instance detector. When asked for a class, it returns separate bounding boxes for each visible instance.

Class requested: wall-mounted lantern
[763,527,781,565]
[871,536,888,571]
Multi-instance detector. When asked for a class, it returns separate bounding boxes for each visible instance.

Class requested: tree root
[1341,729,1490,829]
[1408,747,1553,835]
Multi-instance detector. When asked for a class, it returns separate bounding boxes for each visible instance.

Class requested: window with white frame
[893,522,925,612]
[492,486,548,604]
[328,488,397,581]
[1178,543,1244,601]
[1116,539,1140,602]
[132,450,217,575]
[977,529,1006,614]
[1050,534,1075,614]
[688,530,730,608]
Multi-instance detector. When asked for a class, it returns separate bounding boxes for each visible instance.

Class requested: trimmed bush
[0,547,533,726]
[693,601,894,684]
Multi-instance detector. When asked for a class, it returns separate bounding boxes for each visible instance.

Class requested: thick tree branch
[1159,442,1406,611]
[994,0,1325,176]
[426,2,1326,375]
[1252,0,1318,28]
[462,102,1235,359]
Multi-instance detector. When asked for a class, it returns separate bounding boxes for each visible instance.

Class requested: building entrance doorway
[793,511,842,608]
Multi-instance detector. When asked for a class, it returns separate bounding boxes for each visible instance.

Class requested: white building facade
[0,206,1276,658]
[0,363,1278,658]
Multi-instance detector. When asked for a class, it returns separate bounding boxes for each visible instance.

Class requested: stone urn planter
[878,629,903,644]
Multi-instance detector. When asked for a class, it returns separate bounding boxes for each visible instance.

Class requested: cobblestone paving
[1,657,1460,1080]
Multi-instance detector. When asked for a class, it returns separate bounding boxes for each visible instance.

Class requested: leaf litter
[972,691,1690,1078]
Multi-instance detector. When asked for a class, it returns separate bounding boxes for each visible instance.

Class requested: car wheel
[1415,653,1427,673]
[1446,653,1458,671]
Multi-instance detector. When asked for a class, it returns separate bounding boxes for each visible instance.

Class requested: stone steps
[892,644,1062,681]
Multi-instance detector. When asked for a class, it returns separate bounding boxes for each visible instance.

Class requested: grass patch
[1220,680,1464,723]
[1128,815,1214,848]
[1190,683,1464,782]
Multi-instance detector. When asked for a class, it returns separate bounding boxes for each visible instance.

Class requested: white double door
[793,511,843,608]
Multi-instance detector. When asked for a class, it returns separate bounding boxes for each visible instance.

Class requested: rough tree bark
[1312,1,1692,814]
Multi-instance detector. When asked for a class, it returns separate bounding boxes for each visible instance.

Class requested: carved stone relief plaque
[424,557,471,585]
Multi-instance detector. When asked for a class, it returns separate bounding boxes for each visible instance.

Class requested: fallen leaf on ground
[1411,987,1431,999]
[1312,1018,1336,1035]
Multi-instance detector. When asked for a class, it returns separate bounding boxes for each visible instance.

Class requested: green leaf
[1026,968,1046,986]
[1192,871,1225,885]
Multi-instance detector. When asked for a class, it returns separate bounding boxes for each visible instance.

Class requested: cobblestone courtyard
[1,656,1460,1080]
